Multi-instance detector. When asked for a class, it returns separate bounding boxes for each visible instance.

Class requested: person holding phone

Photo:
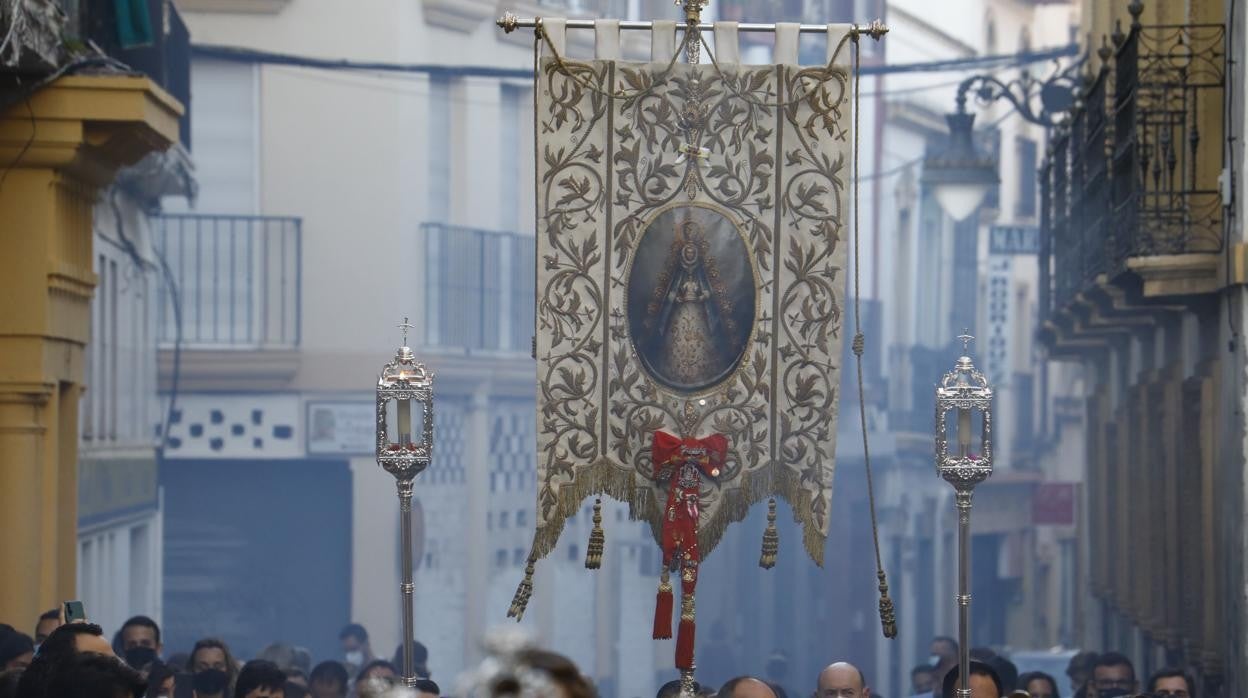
[14,620,115,698]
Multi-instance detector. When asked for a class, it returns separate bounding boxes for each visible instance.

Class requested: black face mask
[193,669,230,695]
[124,646,158,669]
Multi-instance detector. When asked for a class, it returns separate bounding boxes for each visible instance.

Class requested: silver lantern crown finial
[933,331,993,698]
[957,330,974,354]
[376,317,434,688]
[377,320,433,481]
[398,316,415,347]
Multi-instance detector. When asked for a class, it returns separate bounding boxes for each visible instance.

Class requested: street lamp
[376,317,434,688]
[921,110,1000,221]
[922,58,1083,220]
[934,332,993,698]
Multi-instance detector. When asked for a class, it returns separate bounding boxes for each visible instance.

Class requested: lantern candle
[957,407,971,457]
[398,399,412,446]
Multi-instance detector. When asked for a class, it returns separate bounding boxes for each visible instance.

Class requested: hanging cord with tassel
[850,31,897,640]
[508,555,537,621]
[653,567,674,639]
[585,497,605,569]
[758,497,779,569]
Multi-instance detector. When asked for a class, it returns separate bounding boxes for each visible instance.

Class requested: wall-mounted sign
[1032,482,1077,526]
[306,401,375,455]
[989,225,1039,255]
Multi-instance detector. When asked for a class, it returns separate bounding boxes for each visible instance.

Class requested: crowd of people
[902,636,1196,698]
[0,615,1202,698]
[0,616,440,698]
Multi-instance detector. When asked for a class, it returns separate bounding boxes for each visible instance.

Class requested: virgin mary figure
[628,206,754,394]
[648,219,730,389]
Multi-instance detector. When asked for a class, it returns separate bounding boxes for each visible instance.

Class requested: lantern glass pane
[385,399,399,445]
[384,397,425,447]
[943,408,983,458]
[934,182,992,221]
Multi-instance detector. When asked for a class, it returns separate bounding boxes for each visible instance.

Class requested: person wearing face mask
[31,611,59,652]
[336,625,373,677]
[188,638,238,698]
[120,616,163,676]
[912,637,959,698]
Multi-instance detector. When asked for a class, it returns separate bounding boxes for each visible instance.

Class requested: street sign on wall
[989,225,1040,255]
[306,401,374,455]
[1032,482,1077,526]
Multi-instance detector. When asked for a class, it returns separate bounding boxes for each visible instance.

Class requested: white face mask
[930,655,942,667]
[346,650,364,666]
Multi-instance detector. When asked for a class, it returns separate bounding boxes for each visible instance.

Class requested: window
[513,548,525,566]
[163,59,259,215]
[568,544,579,562]
[495,550,507,567]
[1016,137,1038,218]
[428,76,451,222]
[499,85,523,232]
[516,510,528,527]
[500,512,510,529]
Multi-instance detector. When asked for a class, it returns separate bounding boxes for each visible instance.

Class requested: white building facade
[151,0,1084,693]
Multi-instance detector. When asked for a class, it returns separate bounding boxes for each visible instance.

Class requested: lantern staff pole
[955,489,973,698]
[399,478,417,686]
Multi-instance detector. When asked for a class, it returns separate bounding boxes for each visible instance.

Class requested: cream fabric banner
[534,26,854,564]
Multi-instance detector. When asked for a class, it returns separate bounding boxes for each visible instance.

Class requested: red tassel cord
[651,432,725,672]
[653,571,674,639]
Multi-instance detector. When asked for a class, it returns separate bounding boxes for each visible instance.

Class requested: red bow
[652,431,727,566]
[651,431,727,670]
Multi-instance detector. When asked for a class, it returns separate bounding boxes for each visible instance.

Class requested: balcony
[155,214,301,390]
[74,0,192,148]
[1039,17,1225,352]
[420,222,535,356]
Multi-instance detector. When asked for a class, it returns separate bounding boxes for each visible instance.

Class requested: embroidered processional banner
[532,21,854,567]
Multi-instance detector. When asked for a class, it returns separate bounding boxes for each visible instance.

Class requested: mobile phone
[63,600,86,624]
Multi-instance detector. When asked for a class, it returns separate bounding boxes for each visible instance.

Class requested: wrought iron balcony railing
[1111,21,1225,265]
[1039,17,1225,324]
[155,214,302,349]
[421,222,535,355]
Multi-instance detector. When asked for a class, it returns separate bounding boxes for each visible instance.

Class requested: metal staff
[934,333,993,698]
[376,318,435,687]
[496,12,888,39]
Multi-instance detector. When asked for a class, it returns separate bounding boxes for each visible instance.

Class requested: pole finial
[957,330,974,353]
[398,316,414,346]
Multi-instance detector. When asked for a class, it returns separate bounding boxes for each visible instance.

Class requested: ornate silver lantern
[376,318,434,688]
[934,332,992,698]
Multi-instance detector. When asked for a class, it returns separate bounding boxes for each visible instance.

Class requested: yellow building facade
[0,75,181,626]
[1043,0,1246,691]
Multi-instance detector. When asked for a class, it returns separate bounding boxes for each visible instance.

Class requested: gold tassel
[759,497,779,569]
[877,569,897,638]
[585,497,604,569]
[508,558,536,621]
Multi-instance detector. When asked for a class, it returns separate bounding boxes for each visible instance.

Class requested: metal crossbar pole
[497,12,887,39]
